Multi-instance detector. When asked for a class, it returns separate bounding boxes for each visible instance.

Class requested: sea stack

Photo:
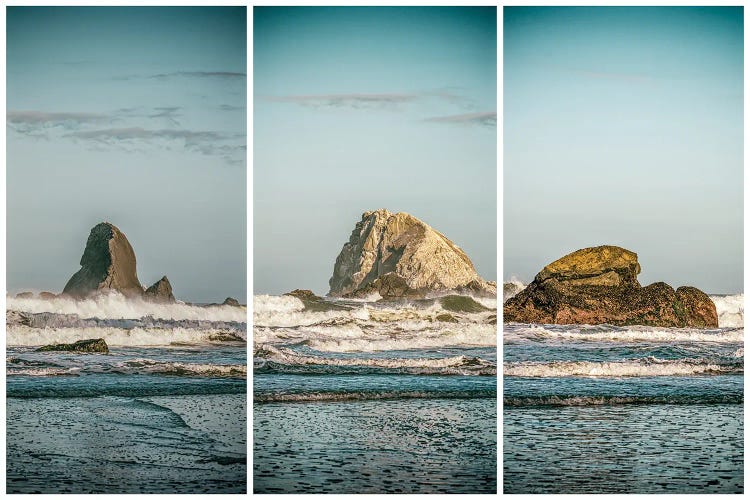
[63,222,144,298]
[144,276,176,303]
[503,245,718,327]
[329,209,495,299]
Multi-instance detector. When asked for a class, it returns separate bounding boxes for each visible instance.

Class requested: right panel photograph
[503,6,743,494]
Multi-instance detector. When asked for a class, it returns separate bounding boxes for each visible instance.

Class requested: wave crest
[8,292,247,322]
[504,357,742,378]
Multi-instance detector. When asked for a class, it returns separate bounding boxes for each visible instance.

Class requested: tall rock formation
[503,245,718,327]
[329,209,494,299]
[63,222,144,298]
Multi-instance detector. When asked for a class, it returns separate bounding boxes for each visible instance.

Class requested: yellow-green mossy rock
[504,245,717,328]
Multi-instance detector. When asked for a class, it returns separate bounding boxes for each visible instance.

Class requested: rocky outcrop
[14,292,33,299]
[328,209,494,299]
[36,338,109,354]
[63,222,143,298]
[39,292,57,300]
[144,276,175,303]
[503,245,718,327]
[222,297,241,307]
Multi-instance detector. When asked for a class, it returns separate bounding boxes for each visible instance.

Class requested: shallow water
[505,404,742,493]
[254,398,496,494]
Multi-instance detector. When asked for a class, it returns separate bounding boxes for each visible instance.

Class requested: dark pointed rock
[145,276,175,303]
[62,222,143,298]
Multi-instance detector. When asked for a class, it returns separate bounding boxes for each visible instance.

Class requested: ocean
[253,292,497,494]
[6,293,247,494]
[503,290,744,494]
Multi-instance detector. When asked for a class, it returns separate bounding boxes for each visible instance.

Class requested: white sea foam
[7,325,246,347]
[119,359,246,378]
[504,357,742,378]
[305,324,497,352]
[505,324,744,344]
[7,292,247,322]
[503,278,526,302]
[711,294,744,328]
[255,345,495,375]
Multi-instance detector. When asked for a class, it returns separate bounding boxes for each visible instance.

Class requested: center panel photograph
[252,6,498,494]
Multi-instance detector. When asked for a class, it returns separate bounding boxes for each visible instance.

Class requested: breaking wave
[254,345,495,376]
[504,323,743,344]
[504,357,742,378]
[503,278,526,302]
[711,294,744,328]
[7,325,246,347]
[7,292,247,322]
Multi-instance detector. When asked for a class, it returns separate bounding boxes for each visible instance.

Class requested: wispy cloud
[63,127,245,163]
[219,104,246,112]
[151,71,246,79]
[8,109,246,165]
[7,111,110,134]
[265,93,419,109]
[116,71,247,81]
[264,89,486,119]
[148,106,182,126]
[425,111,497,127]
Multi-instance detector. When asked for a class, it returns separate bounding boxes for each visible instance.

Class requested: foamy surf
[711,293,744,327]
[7,325,246,347]
[8,292,247,322]
[504,357,742,378]
[504,323,743,344]
[255,345,495,376]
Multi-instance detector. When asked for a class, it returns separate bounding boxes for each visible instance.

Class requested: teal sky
[7,7,247,302]
[254,7,497,295]
[504,7,743,294]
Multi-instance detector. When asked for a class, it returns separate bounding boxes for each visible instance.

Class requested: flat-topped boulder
[328,209,494,299]
[504,245,718,327]
[63,222,144,298]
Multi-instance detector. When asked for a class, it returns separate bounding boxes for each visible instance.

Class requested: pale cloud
[425,111,497,127]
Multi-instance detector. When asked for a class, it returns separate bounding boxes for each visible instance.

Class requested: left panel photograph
[6,7,247,494]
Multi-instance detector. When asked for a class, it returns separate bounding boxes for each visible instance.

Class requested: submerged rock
[503,245,718,327]
[36,338,109,354]
[39,291,57,300]
[62,222,144,298]
[222,297,241,307]
[14,292,33,299]
[144,276,175,303]
[328,209,494,299]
